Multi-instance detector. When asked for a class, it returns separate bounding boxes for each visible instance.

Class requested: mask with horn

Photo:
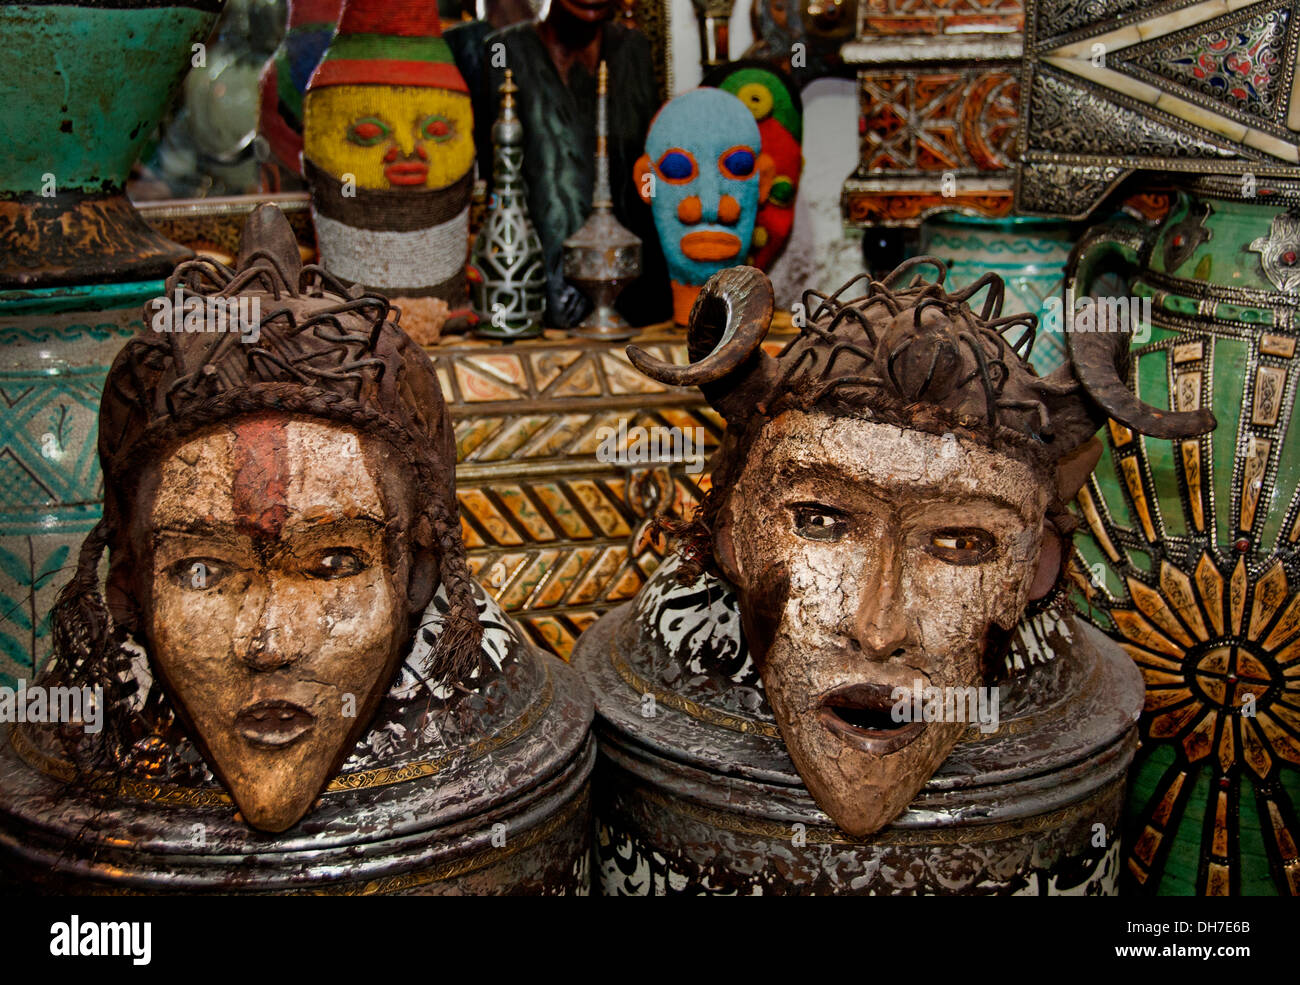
[627,258,1214,837]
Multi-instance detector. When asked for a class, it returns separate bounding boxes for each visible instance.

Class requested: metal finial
[593,61,612,211]
[501,68,517,114]
[561,58,642,340]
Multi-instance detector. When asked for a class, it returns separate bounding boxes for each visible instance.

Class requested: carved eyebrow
[153,519,232,538]
[775,463,1035,517]
[279,515,387,537]
[152,515,386,540]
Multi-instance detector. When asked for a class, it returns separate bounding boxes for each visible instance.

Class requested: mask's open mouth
[236,699,315,749]
[818,683,924,754]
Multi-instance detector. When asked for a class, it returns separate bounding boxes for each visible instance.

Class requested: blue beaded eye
[657,150,696,182]
[721,147,756,178]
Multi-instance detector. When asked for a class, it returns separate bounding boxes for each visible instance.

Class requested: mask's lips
[236,699,315,748]
[818,681,924,754]
[385,162,429,186]
[680,230,742,262]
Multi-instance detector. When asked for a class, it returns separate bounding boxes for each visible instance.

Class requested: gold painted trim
[626,776,1122,847]
[9,664,554,807]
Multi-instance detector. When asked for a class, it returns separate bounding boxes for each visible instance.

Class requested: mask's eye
[346,117,390,146]
[720,146,757,179]
[656,149,696,183]
[927,529,995,565]
[769,175,795,206]
[735,82,774,121]
[790,503,849,542]
[303,548,369,580]
[170,558,230,591]
[420,115,455,142]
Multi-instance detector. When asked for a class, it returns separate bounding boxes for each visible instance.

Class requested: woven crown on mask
[49,206,483,771]
[628,260,1217,577]
[631,258,1216,467]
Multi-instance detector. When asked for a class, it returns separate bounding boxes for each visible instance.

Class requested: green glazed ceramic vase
[0,283,157,683]
[920,213,1077,377]
[1069,176,1300,897]
[0,0,223,286]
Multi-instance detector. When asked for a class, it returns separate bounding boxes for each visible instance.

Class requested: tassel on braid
[47,520,142,773]
[428,504,484,687]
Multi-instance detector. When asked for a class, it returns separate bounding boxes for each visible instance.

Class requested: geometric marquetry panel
[427,328,795,658]
[1017,0,1300,218]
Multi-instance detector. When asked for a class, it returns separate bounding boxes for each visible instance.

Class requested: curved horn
[1066,327,1215,440]
[627,266,774,387]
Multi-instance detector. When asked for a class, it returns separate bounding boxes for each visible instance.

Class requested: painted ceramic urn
[0,0,223,684]
[0,0,222,286]
[920,214,1079,377]
[1070,176,1300,896]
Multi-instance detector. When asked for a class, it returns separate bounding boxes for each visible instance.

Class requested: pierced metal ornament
[470,70,547,340]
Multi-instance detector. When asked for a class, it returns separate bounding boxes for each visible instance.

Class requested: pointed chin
[177,685,367,833]
[762,659,967,838]
[227,735,352,833]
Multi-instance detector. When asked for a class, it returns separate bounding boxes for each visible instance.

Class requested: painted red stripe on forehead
[232,416,290,539]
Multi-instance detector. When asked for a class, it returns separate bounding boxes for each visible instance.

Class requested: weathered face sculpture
[43,204,482,836]
[304,84,474,190]
[716,411,1049,835]
[134,415,415,832]
[635,88,772,323]
[626,260,1215,837]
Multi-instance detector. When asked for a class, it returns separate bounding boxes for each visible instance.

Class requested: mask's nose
[233,579,304,671]
[849,539,912,661]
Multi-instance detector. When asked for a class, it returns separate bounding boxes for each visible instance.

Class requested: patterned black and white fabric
[629,556,771,718]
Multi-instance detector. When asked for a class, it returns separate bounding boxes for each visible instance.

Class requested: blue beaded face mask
[636,89,770,294]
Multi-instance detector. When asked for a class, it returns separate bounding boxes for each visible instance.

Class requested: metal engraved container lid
[571,557,1145,895]
[0,587,595,895]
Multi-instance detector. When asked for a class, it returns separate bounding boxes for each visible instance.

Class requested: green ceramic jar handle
[1065,218,1150,305]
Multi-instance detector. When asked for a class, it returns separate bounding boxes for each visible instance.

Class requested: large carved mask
[629,260,1215,836]
[49,206,482,833]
